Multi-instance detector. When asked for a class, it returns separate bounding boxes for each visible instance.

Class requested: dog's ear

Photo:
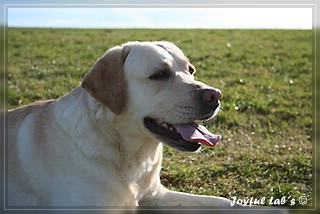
[82,45,130,115]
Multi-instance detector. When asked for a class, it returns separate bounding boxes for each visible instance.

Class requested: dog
[7,41,271,209]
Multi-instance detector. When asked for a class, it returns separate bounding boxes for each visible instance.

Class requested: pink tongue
[173,124,221,146]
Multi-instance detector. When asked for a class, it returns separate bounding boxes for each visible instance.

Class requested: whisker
[203,117,217,127]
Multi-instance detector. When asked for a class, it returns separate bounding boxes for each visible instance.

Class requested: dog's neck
[52,86,162,169]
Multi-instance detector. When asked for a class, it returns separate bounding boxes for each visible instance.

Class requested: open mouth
[144,117,221,152]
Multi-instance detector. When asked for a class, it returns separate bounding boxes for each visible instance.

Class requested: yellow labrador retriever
[7,41,232,206]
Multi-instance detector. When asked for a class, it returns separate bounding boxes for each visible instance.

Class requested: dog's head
[82,41,221,152]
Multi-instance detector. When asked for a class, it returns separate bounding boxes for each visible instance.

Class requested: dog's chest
[114,143,163,202]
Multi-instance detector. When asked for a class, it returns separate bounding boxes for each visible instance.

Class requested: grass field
[7,28,313,209]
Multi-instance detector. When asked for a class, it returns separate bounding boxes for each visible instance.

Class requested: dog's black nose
[201,88,221,104]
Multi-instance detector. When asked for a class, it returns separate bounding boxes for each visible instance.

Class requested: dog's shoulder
[8,99,55,117]
[8,100,55,129]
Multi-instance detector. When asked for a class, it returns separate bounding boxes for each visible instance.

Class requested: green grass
[7,28,313,208]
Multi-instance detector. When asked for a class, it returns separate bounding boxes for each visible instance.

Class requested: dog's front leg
[140,185,234,206]
[140,186,289,214]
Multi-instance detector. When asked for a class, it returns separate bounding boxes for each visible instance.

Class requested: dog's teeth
[155,120,164,126]
[166,123,174,132]
[163,123,170,129]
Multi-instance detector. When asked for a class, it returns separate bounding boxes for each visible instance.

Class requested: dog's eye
[188,65,196,75]
[149,69,171,81]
